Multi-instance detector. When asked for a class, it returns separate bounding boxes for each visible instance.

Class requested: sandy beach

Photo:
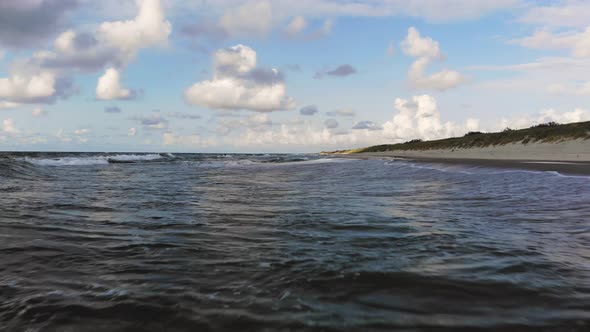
[336,139,590,175]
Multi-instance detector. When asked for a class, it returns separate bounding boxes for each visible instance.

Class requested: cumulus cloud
[221,94,486,150]
[0,0,80,49]
[32,107,47,117]
[96,68,135,100]
[401,27,465,91]
[314,64,357,79]
[382,94,467,141]
[185,44,295,112]
[0,71,57,102]
[408,57,465,91]
[300,105,318,116]
[324,118,339,129]
[98,0,172,63]
[0,0,170,106]
[352,121,382,131]
[499,108,590,130]
[401,27,441,58]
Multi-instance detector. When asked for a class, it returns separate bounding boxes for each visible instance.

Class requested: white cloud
[187,0,519,24]
[538,108,590,124]
[519,1,590,28]
[185,44,295,112]
[32,107,47,117]
[96,68,133,100]
[285,16,307,37]
[514,28,590,58]
[128,127,137,136]
[0,71,56,101]
[221,94,478,150]
[408,57,465,91]
[219,0,273,37]
[99,0,172,62]
[401,27,441,58]
[401,27,465,91]
[0,0,171,107]
[499,108,590,130]
[382,94,466,141]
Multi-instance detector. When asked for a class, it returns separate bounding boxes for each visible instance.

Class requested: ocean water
[1,152,589,331]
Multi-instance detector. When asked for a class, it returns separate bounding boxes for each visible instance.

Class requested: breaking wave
[21,154,166,166]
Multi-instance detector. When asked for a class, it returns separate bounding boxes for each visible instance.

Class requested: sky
[0,0,589,153]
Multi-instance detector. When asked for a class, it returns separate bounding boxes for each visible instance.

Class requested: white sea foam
[108,154,163,162]
[23,154,163,167]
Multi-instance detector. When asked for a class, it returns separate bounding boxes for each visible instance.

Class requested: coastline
[329,140,590,175]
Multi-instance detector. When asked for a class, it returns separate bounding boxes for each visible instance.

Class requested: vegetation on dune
[325,121,590,154]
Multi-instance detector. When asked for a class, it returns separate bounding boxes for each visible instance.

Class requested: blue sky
[0,0,589,152]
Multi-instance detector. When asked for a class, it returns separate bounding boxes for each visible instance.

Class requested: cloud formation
[96,68,135,100]
[352,121,382,131]
[314,64,357,79]
[300,105,318,116]
[185,44,295,112]
[401,27,465,91]
[0,0,170,106]
[382,94,473,141]
[515,29,590,58]
[0,0,80,48]
[499,108,590,130]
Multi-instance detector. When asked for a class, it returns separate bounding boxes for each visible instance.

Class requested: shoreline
[327,141,590,175]
[332,154,590,175]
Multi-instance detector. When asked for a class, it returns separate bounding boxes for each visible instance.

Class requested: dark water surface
[1,152,589,331]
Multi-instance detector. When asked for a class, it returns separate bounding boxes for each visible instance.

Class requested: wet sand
[329,140,590,175]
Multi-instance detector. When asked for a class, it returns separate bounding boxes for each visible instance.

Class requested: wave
[386,160,590,179]
[22,154,165,167]
[0,156,49,180]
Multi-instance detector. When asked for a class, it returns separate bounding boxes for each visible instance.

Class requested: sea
[1,152,589,331]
